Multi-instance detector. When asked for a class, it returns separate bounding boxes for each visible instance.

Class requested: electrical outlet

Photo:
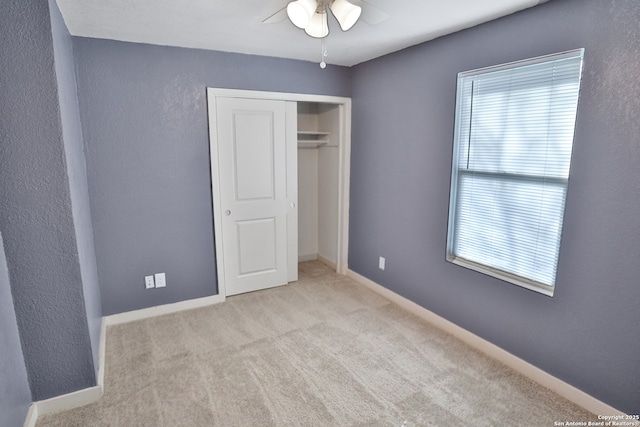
[144,275,155,289]
[155,272,166,288]
[379,256,386,271]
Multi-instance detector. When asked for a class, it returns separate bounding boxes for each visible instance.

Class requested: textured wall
[73,38,351,315]
[0,0,96,400]
[0,232,32,427]
[349,0,640,413]
[49,0,102,379]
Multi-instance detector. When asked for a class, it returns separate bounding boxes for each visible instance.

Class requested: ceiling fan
[263,0,390,34]
[263,0,389,67]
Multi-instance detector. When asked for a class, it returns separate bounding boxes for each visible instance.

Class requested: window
[446,49,584,296]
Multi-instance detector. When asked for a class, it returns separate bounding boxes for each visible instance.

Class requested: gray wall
[349,0,640,414]
[73,38,351,315]
[49,0,102,380]
[0,0,96,400]
[0,232,32,427]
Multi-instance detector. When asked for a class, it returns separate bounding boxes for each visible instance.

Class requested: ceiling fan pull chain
[320,35,327,68]
[320,6,328,69]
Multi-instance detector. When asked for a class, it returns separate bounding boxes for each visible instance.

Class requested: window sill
[447,255,555,297]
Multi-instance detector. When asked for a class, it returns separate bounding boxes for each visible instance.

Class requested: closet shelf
[297,130,330,148]
[298,130,330,136]
[298,140,328,148]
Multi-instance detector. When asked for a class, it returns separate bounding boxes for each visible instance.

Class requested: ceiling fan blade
[351,0,390,26]
[262,7,288,24]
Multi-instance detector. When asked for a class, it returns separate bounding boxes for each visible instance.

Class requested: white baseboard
[23,404,38,427]
[33,385,103,418]
[298,253,318,262]
[317,254,337,270]
[98,317,107,388]
[103,294,225,326]
[299,253,337,271]
[346,269,625,417]
[26,272,622,421]
[24,319,107,425]
[24,294,225,425]
[26,323,107,422]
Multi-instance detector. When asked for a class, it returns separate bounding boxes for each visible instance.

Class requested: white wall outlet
[144,275,155,289]
[155,272,166,288]
[379,256,386,271]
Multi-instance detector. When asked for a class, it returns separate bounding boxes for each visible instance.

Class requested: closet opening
[297,101,342,271]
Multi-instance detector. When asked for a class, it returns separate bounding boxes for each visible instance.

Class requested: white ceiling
[55,0,546,67]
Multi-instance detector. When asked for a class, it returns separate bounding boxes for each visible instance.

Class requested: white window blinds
[446,49,584,296]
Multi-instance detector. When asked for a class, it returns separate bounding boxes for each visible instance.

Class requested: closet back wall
[74,38,351,315]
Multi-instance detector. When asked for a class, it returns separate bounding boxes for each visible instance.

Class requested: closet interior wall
[297,102,340,267]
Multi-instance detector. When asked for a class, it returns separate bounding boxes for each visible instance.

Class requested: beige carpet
[37,261,596,426]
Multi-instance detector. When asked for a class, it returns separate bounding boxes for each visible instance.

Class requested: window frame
[446,49,585,297]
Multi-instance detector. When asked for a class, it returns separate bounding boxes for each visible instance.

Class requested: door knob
[289,202,296,208]
[224,210,231,216]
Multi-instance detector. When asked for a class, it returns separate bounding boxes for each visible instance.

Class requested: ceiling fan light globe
[305,11,329,38]
[287,0,317,29]
[329,0,362,31]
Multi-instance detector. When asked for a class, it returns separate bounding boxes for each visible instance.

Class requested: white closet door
[216,97,296,296]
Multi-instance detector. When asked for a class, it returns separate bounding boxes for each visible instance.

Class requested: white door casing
[214,97,297,296]
[208,88,351,299]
